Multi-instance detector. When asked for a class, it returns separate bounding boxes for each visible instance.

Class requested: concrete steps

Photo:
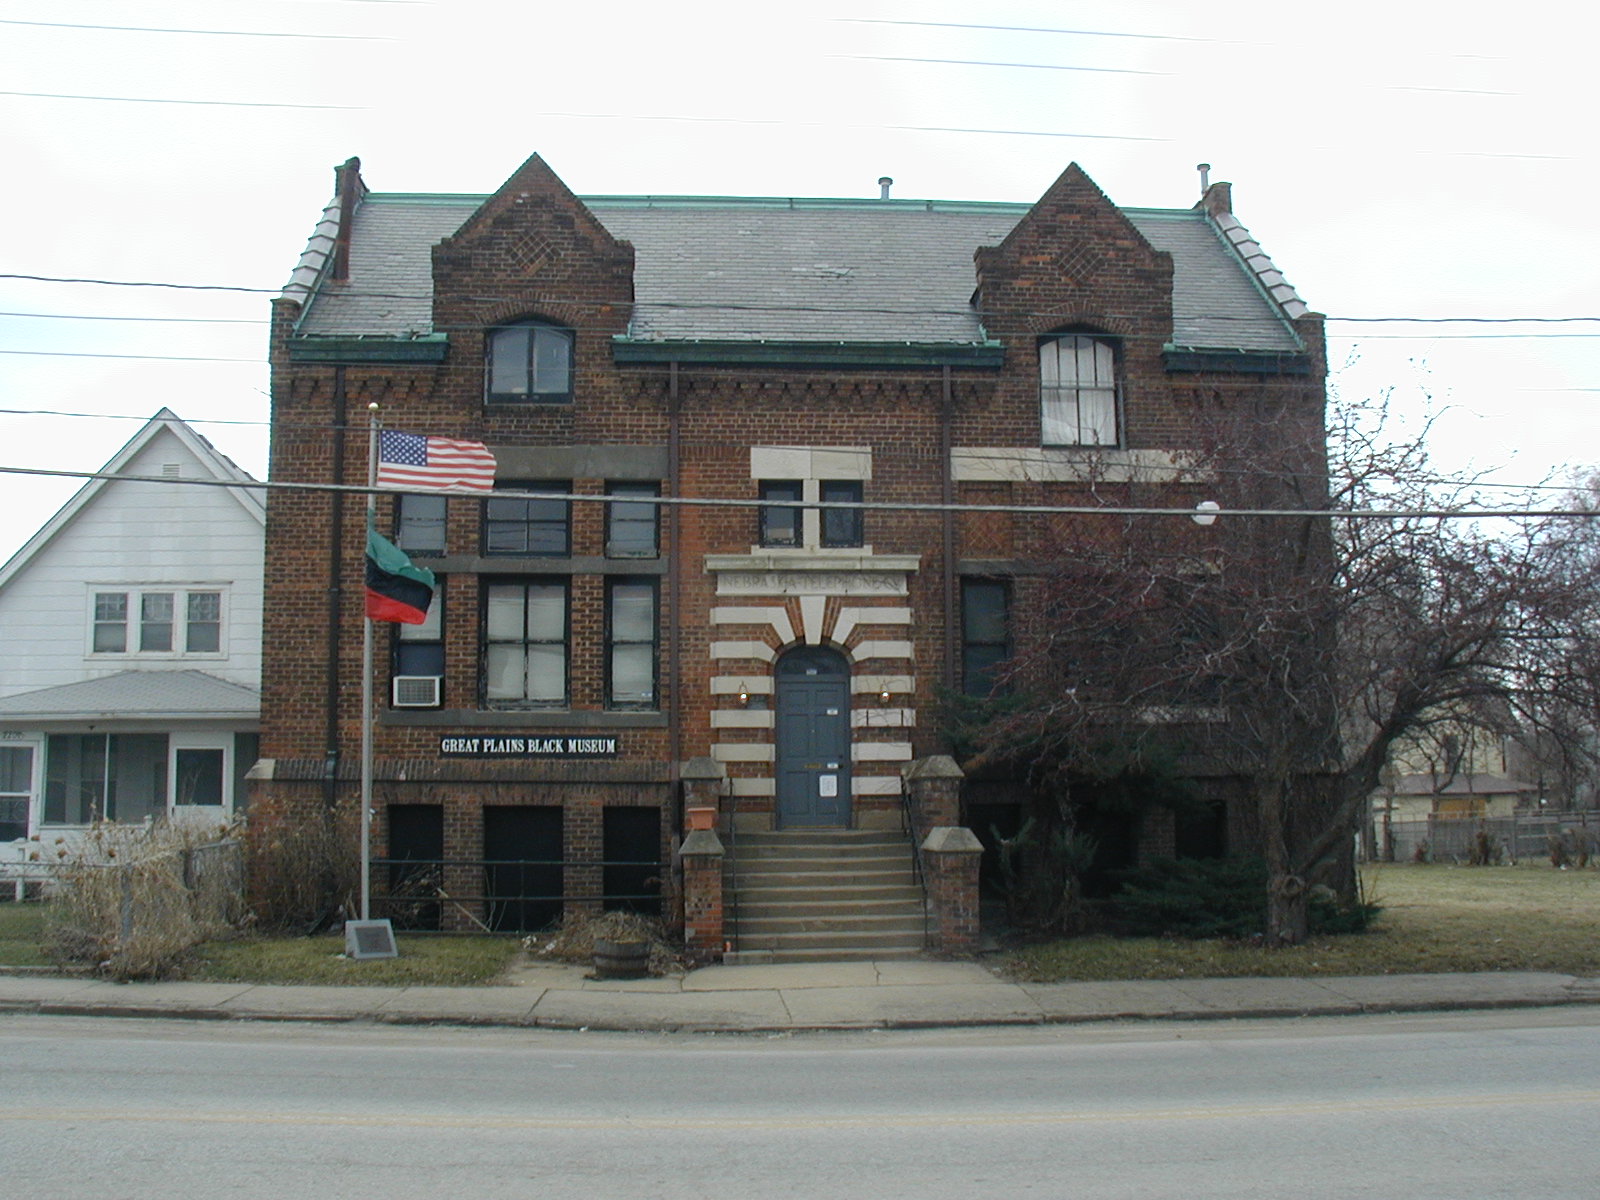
[725,830,927,963]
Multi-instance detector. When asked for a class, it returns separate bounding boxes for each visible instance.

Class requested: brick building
[256,154,1325,959]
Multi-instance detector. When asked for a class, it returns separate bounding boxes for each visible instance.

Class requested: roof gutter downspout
[667,360,682,800]
[940,365,956,694]
[323,366,348,810]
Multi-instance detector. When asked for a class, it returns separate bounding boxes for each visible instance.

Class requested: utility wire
[0,312,266,325]
[0,18,392,40]
[4,347,1597,394]
[0,410,1586,498]
[0,91,363,110]
[498,110,1171,143]
[832,18,1234,43]
[831,54,1171,76]
[0,461,1589,522]
[4,273,1595,327]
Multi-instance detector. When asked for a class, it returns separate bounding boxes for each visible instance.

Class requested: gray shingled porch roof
[0,671,259,721]
[289,193,1306,354]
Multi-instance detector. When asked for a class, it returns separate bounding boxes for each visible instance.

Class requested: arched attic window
[1039,333,1119,447]
[486,319,573,404]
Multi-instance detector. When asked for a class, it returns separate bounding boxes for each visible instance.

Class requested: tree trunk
[1267,871,1309,945]
[1258,775,1309,945]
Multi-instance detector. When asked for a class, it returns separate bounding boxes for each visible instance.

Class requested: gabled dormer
[974,163,1175,349]
[431,155,635,414]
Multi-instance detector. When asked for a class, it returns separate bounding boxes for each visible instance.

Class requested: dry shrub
[1549,828,1596,870]
[1466,824,1505,866]
[244,810,358,932]
[44,821,245,980]
[525,910,684,976]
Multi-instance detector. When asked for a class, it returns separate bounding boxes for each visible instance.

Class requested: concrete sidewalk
[4,960,1600,1033]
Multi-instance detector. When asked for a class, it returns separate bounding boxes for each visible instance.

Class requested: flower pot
[593,937,650,979]
[686,805,717,832]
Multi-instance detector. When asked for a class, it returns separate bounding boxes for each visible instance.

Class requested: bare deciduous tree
[968,393,1600,944]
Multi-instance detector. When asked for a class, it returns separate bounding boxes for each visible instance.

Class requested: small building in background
[0,410,263,866]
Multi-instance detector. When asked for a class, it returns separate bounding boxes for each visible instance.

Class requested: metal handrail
[898,778,933,949]
[722,787,741,954]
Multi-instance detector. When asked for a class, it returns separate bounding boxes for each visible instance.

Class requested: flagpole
[360,402,380,923]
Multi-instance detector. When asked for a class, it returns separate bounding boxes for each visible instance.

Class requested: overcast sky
[1,0,1594,563]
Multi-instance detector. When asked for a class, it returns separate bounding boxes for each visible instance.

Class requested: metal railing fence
[1367,811,1600,864]
[371,855,665,934]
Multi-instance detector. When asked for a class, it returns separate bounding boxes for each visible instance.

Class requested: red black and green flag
[365,524,435,624]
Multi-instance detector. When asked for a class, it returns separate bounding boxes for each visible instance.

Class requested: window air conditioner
[392,675,442,708]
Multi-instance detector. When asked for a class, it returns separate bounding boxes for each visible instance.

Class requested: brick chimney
[332,156,365,281]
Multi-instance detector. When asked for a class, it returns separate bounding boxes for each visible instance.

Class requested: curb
[6,989,1600,1036]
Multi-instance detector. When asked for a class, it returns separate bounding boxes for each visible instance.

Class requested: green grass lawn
[0,902,51,969]
[7,862,1600,985]
[184,932,521,987]
[0,899,519,985]
[1003,862,1600,983]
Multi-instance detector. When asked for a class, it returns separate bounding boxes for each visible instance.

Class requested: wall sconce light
[878,687,893,706]
[737,684,750,707]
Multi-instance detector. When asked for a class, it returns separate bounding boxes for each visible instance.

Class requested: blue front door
[775,647,852,827]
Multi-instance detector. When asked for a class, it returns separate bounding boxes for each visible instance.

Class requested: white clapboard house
[0,410,263,876]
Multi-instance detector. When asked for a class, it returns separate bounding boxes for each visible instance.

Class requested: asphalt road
[5,1009,1599,1198]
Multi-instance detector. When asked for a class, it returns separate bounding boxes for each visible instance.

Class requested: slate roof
[287,192,1308,354]
[0,670,259,721]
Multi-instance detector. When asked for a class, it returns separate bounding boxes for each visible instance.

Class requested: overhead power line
[832,54,1171,76]
[832,18,1233,43]
[0,90,363,110]
[525,110,1169,143]
[0,461,1590,522]
[0,350,260,364]
[0,312,265,325]
[0,18,391,40]
[4,272,1596,327]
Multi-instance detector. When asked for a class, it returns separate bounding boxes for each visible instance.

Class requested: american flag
[376,431,496,492]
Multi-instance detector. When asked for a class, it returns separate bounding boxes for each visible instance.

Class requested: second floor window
[395,585,445,678]
[92,589,223,656]
[606,483,660,558]
[396,494,447,556]
[484,482,570,556]
[487,321,573,403]
[1040,334,1118,447]
[607,578,658,709]
[758,480,803,547]
[819,480,864,548]
[483,580,568,707]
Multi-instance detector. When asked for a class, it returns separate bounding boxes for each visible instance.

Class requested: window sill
[485,396,573,406]
[444,555,667,575]
[707,550,918,572]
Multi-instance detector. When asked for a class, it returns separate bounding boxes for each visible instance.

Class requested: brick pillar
[680,830,725,965]
[679,757,727,964]
[902,755,964,843]
[680,755,726,834]
[920,826,984,956]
